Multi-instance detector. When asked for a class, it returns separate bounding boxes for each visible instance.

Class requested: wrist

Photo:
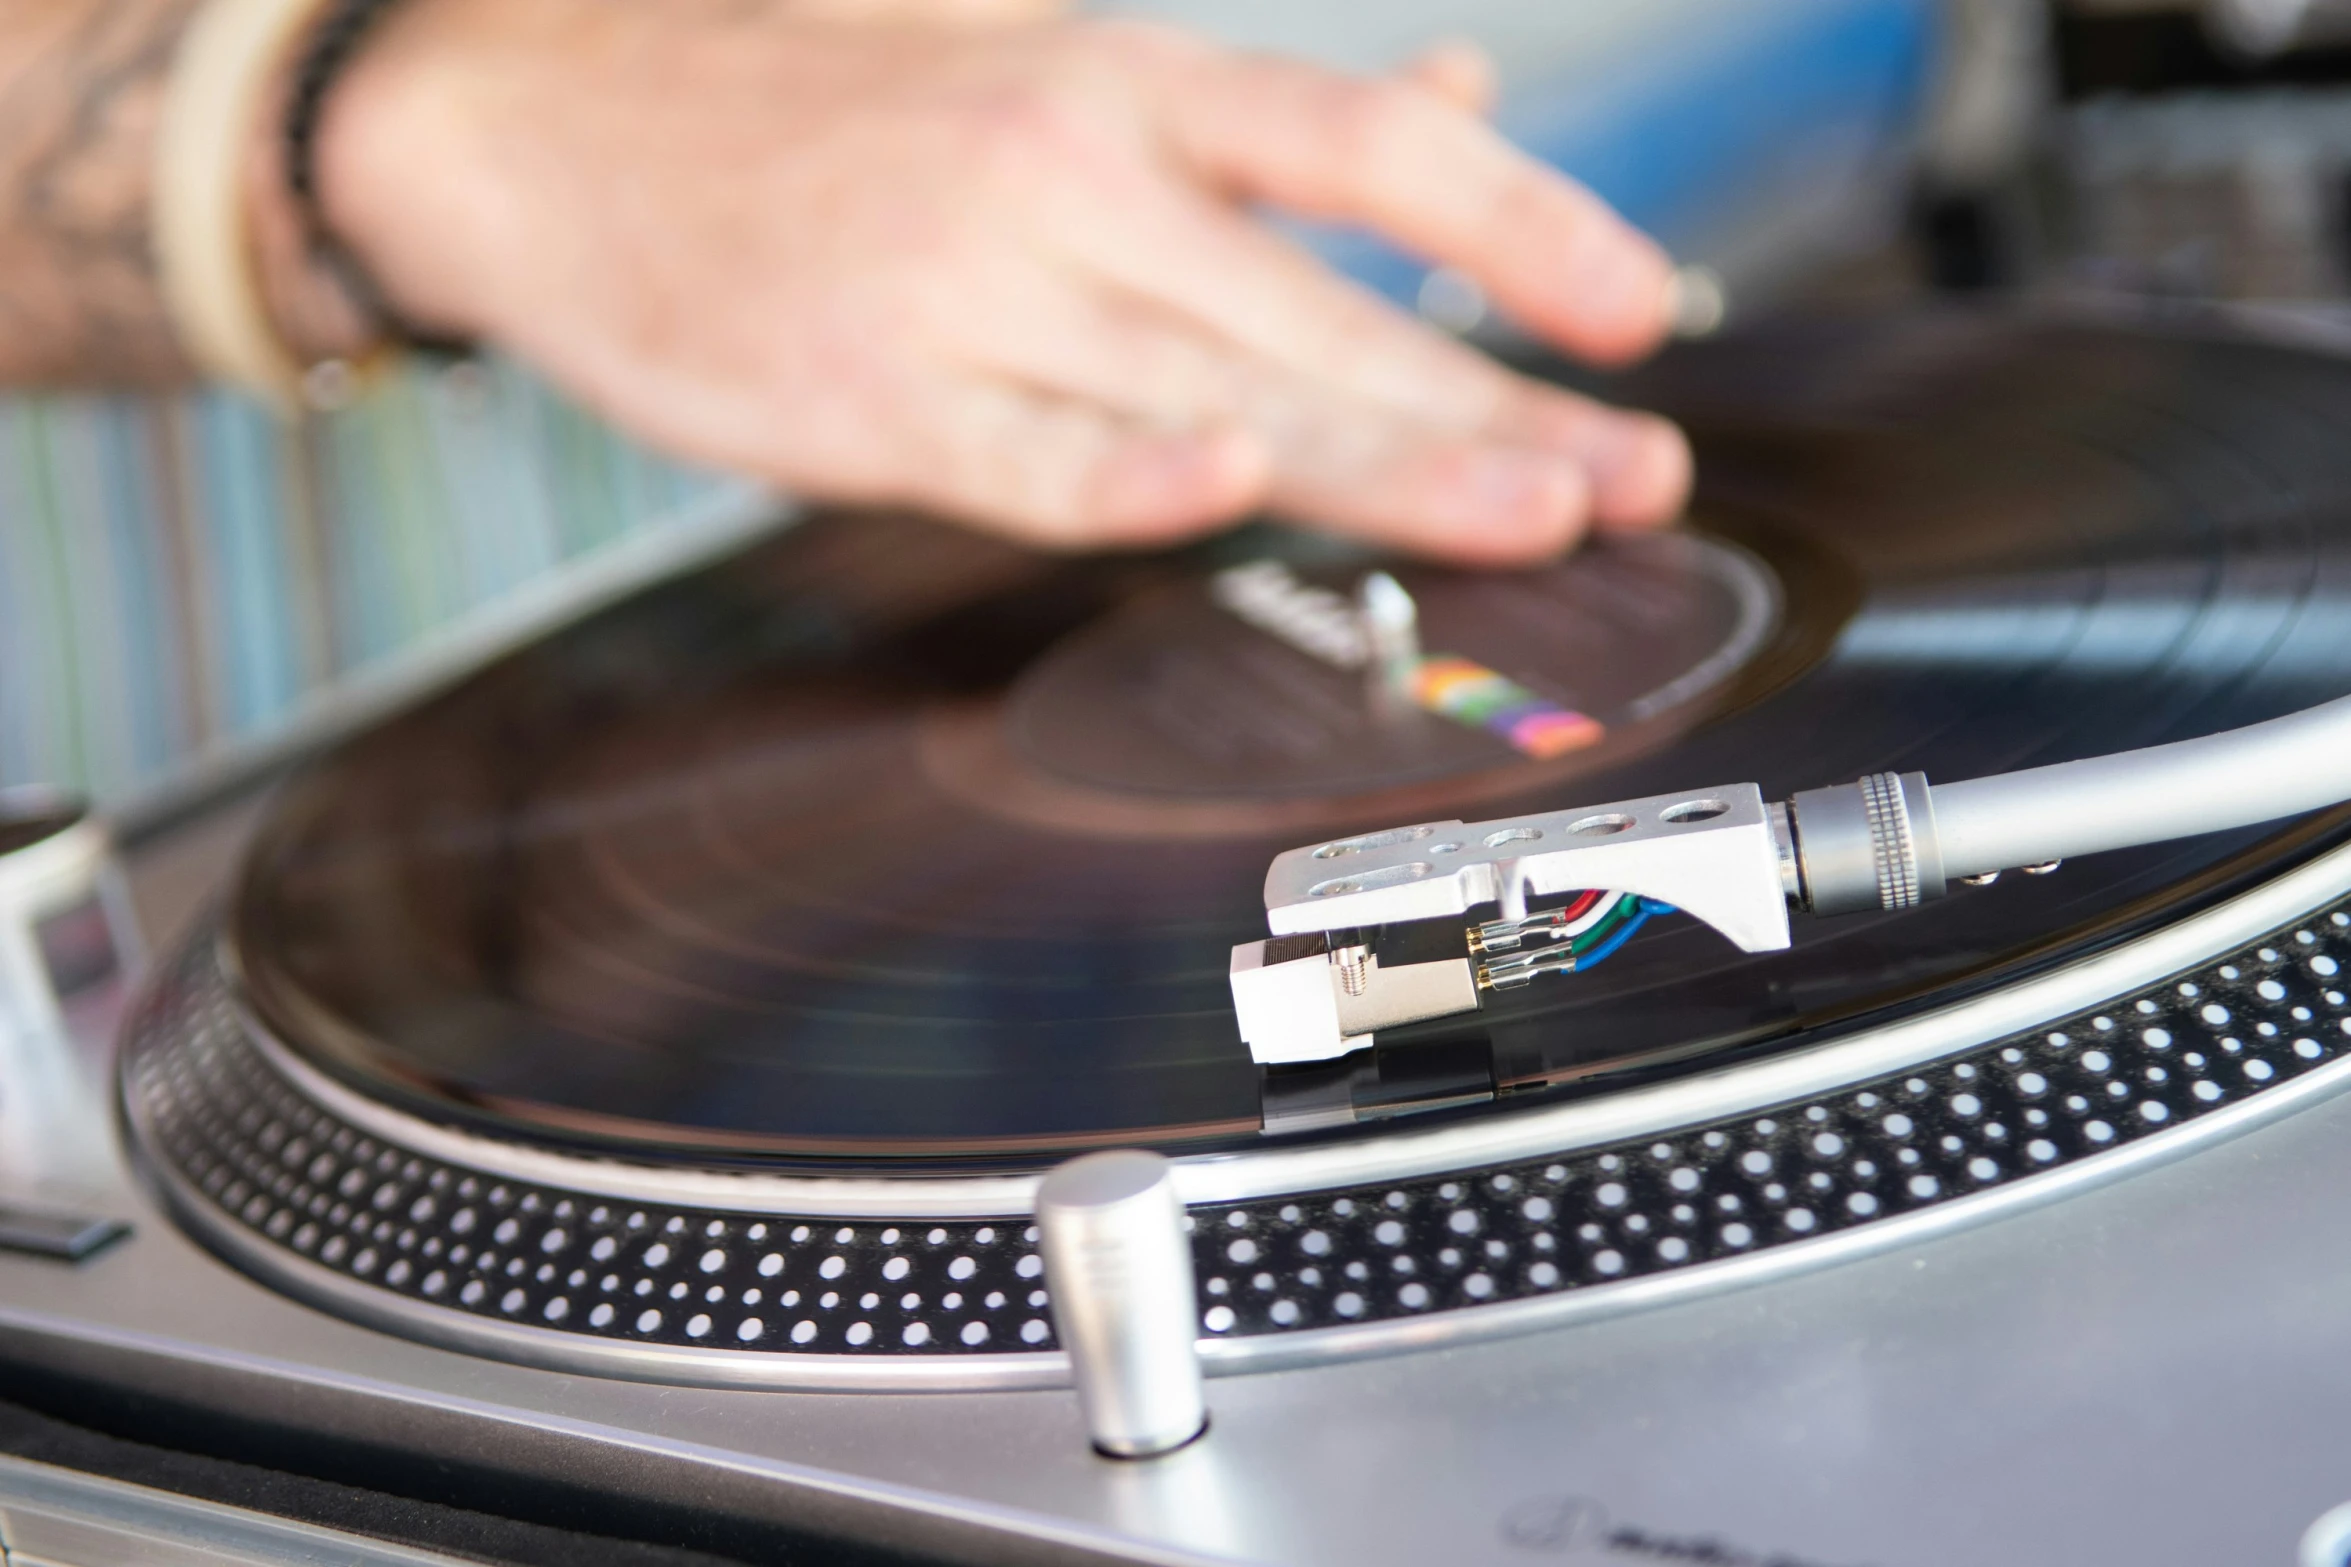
[243,0,484,372]
[242,60,378,369]
[298,0,519,348]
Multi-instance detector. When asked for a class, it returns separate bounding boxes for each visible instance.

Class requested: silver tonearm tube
[1231,693,2351,1066]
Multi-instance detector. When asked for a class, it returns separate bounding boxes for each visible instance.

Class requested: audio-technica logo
[1500,1495,1873,1566]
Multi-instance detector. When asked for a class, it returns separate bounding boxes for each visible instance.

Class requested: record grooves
[181,312,2351,1180]
[108,307,2351,1382]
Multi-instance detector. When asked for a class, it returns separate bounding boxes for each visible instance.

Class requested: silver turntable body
[7,788,2351,1567]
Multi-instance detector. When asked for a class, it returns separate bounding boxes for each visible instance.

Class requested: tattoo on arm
[0,0,204,385]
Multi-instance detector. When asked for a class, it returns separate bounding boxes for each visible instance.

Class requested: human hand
[313,1,1691,564]
[778,0,1071,29]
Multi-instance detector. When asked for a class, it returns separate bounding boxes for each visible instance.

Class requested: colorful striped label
[1208,562,1607,762]
[1409,655,1606,759]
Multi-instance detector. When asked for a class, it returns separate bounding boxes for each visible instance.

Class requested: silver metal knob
[1035,1150,1206,1459]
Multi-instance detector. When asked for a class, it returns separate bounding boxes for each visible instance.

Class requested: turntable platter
[224,312,2351,1168]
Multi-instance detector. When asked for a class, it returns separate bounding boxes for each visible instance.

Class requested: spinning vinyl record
[228,311,2351,1169]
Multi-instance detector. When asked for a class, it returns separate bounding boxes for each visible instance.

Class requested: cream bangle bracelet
[154,0,340,414]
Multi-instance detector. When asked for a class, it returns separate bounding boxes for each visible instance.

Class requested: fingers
[1049,173,1524,424]
[1585,412,1693,530]
[1272,441,1596,565]
[1399,38,1496,118]
[783,0,1070,25]
[1149,49,1675,366]
[1489,389,1694,530]
[1028,180,1689,533]
[901,260,1687,558]
[886,376,1270,549]
[939,277,1672,562]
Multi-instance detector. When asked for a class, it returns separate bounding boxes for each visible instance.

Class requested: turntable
[11,308,2351,1565]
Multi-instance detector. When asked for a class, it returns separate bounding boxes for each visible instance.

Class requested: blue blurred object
[1515,2,1934,257]
[1250,0,1941,310]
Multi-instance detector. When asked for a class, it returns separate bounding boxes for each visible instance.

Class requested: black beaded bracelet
[280,0,471,359]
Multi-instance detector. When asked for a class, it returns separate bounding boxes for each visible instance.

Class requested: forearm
[0,0,1058,392]
[0,0,200,384]
[0,0,371,388]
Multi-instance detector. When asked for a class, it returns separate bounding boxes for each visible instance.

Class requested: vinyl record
[228,310,2351,1170]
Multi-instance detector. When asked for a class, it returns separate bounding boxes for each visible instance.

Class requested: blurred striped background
[0,362,758,814]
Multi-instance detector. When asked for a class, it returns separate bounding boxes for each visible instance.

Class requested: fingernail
[1460,449,1589,549]
[1593,414,1693,526]
[1570,410,1688,518]
[1097,429,1270,539]
[1572,235,1677,345]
